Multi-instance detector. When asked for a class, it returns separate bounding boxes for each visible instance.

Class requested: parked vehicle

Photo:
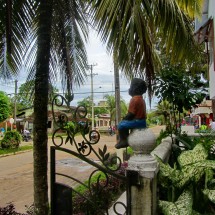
[21,129,32,142]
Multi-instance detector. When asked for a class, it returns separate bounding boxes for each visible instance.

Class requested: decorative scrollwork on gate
[51,94,127,214]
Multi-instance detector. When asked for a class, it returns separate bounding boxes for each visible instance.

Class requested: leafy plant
[0,91,11,122]
[154,67,208,134]
[159,186,194,215]
[1,131,22,149]
[156,129,170,145]
[72,163,126,214]
[157,141,215,214]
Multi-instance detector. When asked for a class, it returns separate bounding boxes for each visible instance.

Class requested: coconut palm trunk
[33,1,53,214]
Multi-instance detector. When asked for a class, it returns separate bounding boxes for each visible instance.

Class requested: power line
[57,90,128,95]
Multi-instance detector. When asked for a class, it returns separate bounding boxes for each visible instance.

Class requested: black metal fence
[50,94,129,215]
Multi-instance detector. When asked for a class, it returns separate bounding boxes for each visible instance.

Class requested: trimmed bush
[1,130,22,149]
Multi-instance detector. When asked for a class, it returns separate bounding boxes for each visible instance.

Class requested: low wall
[151,136,172,163]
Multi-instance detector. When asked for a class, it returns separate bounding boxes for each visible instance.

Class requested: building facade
[195,0,215,99]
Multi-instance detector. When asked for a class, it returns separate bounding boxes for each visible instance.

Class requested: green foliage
[159,187,193,215]
[1,130,22,149]
[147,111,163,126]
[14,81,60,110]
[0,91,11,123]
[103,94,128,124]
[154,67,208,134]
[203,189,215,204]
[64,121,75,131]
[175,133,215,159]
[77,95,128,124]
[72,164,126,214]
[157,141,215,214]
[156,129,170,145]
[0,145,32,155]
[155,69,207,113]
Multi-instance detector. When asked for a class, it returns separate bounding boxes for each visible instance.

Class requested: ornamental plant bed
[157,133,215,214]
[72,163,127,214]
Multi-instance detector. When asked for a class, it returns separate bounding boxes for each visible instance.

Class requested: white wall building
[195,0,215,99]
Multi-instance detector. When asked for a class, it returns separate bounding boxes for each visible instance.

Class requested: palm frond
[0,0,36,80]
[23,0,89,99]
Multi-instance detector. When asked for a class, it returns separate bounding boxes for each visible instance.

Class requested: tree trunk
[33,1,53,214]
[212,99,215,120]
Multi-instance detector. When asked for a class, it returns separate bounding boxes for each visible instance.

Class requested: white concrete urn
[127,128,157,177]
[128,128,156,155]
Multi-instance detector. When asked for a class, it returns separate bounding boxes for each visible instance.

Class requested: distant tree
[95,106,108,116]
[120,99,128,118]
[11,81,59,111]
[103,94,115,126]
[103,94,128,125]
[77,95,128,125]
[154,67,208,131]
[154,100,172,125]
[77,96,92,115]
[77,96,108,116]
[0,91,11,122]
[147,110,164,126]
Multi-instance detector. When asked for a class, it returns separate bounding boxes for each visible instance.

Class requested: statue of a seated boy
[115,78,147,149]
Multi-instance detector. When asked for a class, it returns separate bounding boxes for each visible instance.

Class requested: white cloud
[0,28,156,110]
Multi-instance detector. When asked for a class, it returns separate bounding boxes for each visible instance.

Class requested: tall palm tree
[30,1,89,214]
[103,94,116,125]
[89,0,204,98]
[1,0,89,214]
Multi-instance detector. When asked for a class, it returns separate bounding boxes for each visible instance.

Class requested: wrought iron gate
[50,95,130,215]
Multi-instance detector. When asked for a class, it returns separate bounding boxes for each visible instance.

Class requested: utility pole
[14,79,18,127]
[88,64,97,129]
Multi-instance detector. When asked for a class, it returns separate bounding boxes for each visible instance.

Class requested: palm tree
[31,1,89,214]
[154,100,172,125]
[104,94,128,124]
[89,0,204,98]
[103,94,116,126]
[1,0,89,214]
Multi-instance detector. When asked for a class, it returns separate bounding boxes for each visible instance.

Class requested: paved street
[0,134,117,213]
[0,126,164,213]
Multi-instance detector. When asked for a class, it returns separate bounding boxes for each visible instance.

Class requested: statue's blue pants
[118,119,146,130]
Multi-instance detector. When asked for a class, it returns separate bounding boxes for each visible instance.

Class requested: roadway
[0,126,164,213]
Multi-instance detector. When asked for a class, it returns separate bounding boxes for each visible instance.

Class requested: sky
[0,29,157,110]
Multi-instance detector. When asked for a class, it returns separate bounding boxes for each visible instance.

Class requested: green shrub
[157,142,215,214]
[72,163,127,214]
[1,131,22,149]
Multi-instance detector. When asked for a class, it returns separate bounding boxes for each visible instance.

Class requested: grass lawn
[0,145,33,156]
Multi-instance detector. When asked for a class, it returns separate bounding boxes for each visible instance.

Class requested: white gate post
[126,128,158,215]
